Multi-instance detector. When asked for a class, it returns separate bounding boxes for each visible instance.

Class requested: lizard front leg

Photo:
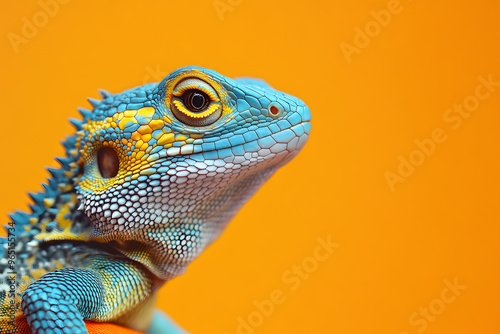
[21,256,153,334]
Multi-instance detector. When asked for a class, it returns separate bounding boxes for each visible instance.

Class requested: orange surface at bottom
[14,316,144,334]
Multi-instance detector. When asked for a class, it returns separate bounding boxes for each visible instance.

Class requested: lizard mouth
[157,120,311,162]
[269,121,311,166]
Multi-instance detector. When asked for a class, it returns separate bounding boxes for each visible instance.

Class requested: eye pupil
[183,89,210,112]
[97,147,119,178]
[191,93,205,110]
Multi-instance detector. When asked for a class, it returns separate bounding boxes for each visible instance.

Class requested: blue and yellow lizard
[0,66,311,334]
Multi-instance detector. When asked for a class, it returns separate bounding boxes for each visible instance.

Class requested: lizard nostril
[270,105,280,115]
[268,103,283,119]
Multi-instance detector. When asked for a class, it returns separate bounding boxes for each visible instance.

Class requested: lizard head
[74,66,311,280]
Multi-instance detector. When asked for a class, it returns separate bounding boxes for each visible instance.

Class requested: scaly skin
[0,66,311,334]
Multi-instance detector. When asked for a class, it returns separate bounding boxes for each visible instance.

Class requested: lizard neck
[97,166,278,281]
[8,129,92,244]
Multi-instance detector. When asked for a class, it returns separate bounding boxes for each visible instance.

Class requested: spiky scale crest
[87,97,101,108]
[2,107,85,236]
[77,107,93,120]
[9,211,30,226]
[29,204,44,216]
[69,118,83,131]
[55,157,72,170]
[97,88,113,99]
[28,192,44,206]
[47,167,66,181]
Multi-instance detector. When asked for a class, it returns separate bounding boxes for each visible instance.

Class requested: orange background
[1,1,499,333]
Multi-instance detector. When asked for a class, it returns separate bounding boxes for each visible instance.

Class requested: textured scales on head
[0,66,311,332]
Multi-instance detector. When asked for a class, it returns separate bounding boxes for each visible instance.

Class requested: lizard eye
[97,147,119,178]
[171,78,222,126]
[182,89,211,112]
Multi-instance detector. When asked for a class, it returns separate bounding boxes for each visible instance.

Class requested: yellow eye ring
[164,70,233,127]
[173,84,220,103]
[172,100,220,119]
[169,76,222,126]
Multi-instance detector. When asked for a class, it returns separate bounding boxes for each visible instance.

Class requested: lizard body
[0,66,311,333]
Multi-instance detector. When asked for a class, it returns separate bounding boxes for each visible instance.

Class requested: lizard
[0,66,311,334]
